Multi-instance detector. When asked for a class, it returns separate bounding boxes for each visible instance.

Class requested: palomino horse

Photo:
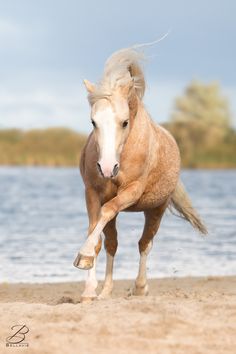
[74,47,207,301]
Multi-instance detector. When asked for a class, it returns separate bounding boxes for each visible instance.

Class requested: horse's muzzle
[97,162,119,178]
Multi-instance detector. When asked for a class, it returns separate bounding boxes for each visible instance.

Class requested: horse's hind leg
[133,202,168,296]
[98,217,118,299]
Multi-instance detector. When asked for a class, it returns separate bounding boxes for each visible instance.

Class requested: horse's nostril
[113,163,119,177]
[97,162,104,177]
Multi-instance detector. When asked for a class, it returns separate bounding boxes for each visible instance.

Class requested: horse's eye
[91,120,96,128]
[122,120,129,128]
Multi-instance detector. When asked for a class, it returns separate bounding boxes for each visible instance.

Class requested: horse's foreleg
[76,181,142,269]
[98,217,118,299]
[133,203,167,296]
[74,187,102,301]
[79,236,102,301]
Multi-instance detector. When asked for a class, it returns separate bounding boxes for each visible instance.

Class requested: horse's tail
[103,47,146,100]
[169,180,208,235]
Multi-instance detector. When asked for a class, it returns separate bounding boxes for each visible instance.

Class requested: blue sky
[0,0,235,133]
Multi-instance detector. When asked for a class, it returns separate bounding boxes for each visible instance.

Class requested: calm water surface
[0,167,235,282]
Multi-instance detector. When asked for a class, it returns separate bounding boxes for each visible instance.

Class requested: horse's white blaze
[94,107,118,177]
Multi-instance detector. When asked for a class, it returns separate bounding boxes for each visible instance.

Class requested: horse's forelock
[88,48,146,106]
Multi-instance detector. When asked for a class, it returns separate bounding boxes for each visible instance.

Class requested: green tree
[166,81,236,168]
[172,81,230,146]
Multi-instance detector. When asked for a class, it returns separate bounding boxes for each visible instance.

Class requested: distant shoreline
[0,127,235,168]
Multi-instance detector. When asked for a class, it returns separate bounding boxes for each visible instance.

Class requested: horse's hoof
[73,253,94,270]
[131,284,149,296]
[97,291,112,300]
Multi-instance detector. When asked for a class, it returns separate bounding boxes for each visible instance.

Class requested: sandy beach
[0,276,235,354]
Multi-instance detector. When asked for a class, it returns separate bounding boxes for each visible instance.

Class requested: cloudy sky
[0,0,235,133]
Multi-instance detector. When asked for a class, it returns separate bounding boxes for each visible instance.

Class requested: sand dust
[0,276,235,354]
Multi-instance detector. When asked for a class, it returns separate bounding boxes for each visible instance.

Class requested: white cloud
[0,18,19,35]
[0,85,90,133]
[0,18,25,44]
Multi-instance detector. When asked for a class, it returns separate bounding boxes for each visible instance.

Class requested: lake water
[0,167,235,283]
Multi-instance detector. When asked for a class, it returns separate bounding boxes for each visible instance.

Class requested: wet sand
[0,276,235,354]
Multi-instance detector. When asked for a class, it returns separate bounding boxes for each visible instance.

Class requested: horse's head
[84,79,136,178]
[83,48,145,178]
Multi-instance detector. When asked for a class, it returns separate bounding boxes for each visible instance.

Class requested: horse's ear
[119,79,134,98]
[83,79,96,93]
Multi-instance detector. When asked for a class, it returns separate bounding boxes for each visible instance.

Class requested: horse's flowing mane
[88,48,146,105]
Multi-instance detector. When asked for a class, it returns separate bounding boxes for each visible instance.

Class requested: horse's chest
[99,182,118,205]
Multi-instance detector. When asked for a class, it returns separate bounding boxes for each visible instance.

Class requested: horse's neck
[128,93,138,125]
[128,94,149,126]
[125,97,151,153]
[120,98,154,174]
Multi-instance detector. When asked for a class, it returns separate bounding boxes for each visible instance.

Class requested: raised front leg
[73,187,102,301]
[75,181,143,269]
